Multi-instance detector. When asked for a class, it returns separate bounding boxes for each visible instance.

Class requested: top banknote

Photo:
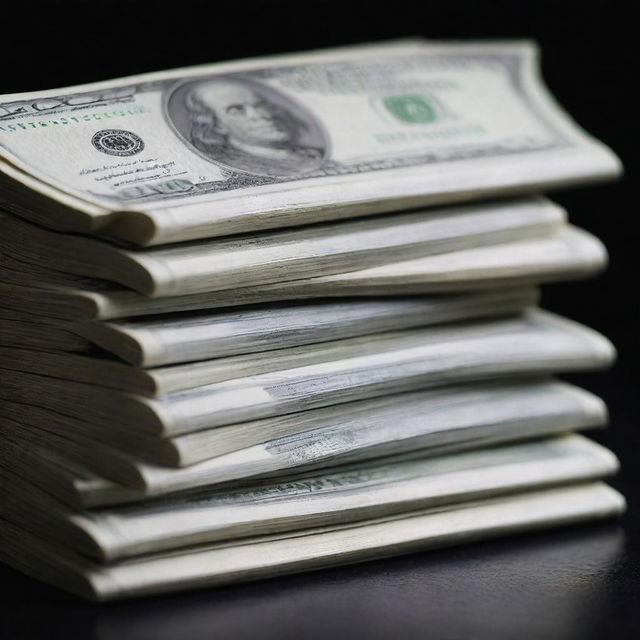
[0,40,621,245]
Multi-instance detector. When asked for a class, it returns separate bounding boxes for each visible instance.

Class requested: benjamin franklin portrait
[166,75,329,177]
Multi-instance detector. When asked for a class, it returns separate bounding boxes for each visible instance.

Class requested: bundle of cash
[0,39,624,601]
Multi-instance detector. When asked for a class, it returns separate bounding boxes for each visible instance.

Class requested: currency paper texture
[0,380,608,494]
[0,225,606,320]
[0,41,620,244]
[0,311,616,438]
[0,484,625,600]
[0,288,536,370]
[0,436,618,560]
[0,197,564,295]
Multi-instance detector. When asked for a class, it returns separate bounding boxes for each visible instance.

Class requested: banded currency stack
[0,39,624,600]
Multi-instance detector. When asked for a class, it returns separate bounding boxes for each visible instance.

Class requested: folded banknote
[0,483,624,600]
[0,197,563,295]
[0,379,607,485]
[0,311,615,435]
[0,287,537,366]
[0,435,618,560]
[0,41,620,245]
[0,225,606,320]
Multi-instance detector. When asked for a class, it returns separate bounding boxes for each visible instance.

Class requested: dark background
[1,1,638,638]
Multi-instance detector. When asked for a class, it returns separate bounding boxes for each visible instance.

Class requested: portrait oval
[166,75,329,177]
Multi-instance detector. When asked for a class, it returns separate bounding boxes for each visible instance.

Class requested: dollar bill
[0,310,615,441]
[0,41,620,245]
[0,435,619,561]
[0,379,607,490]
[0,288,536,370]
[86,287,537,367]
[0,483,625,600]
[0,225,607,320]
[0,197,564,296]
[64,525,626,634]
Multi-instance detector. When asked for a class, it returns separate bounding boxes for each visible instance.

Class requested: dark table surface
[1,1,638,637]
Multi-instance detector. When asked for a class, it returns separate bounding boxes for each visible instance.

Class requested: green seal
[383,94,437,124]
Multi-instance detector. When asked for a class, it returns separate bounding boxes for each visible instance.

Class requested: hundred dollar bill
[0,288,536,370]
[0,310,615,438]
[0,483,625,600]
[0,436,619,561]
[0,198,564,296]
[0,41,620,245]
[0,379,607,489]
[0,225,607,320]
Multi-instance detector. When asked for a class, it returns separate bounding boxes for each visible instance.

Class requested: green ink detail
[0,106,149,134]
[384,94,437,124]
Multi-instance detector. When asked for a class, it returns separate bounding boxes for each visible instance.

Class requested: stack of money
[0,40,625,601]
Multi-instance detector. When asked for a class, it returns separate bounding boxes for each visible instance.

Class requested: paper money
[0,288,536,368]
[0,37,624,602]
[0,311,615,438]
[77,527,626,637]
[0,308,91,352]
[0,436,618,561]
[0,197,563,295]
[0,41,620,245]
[0,225,606,320]
[0,483,625,600]
[0,380,607,493]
